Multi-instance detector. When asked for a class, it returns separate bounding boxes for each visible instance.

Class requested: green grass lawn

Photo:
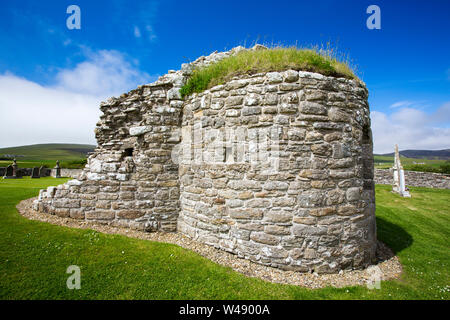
[374,155,448,171]
[0,178,448,299]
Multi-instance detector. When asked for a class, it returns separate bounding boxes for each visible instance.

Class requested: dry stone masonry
[34,46,377,273]
[375,169,450,189]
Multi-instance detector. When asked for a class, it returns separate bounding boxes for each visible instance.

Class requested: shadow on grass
[376,215,413,255]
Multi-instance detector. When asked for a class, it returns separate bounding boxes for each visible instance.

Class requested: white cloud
[431,102,450,124]
[110,0,158,43]
[389,100,429,109]
[145,25,157,42]
[0,50,153,148]
[371,103,450,154]
[133,25,155,41]
[0,74,101,147]
[390,100,413,108]
[55,49,150,97]
[134,26,141,38]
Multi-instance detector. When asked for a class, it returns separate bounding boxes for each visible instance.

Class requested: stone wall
[33,46,378,273]
[34,81,182,231]
[33,47,245,232]
[0,167,50,177]
[177,70,376,273]
[0,167,101,179]
[375,168,450,189]
[49,168,83,178]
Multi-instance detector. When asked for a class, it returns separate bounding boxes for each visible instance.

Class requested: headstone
[55,160,61,178]
[31,167,40,179]
[39,166,47,177]
[392,144,411,197]
[3,159,22,179]
[3,165,13,179]
[12,159,22,178]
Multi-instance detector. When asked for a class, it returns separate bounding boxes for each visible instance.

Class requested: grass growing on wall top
[180,46,358,98]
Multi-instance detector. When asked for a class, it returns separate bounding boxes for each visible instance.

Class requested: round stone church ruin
[34,46,377,273]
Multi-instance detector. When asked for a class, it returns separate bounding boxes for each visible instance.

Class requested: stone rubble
[375,169,450,189]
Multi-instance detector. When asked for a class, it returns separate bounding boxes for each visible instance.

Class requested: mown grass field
[374,155,447,170]
[0,144,94,169]
[0,178,448,299]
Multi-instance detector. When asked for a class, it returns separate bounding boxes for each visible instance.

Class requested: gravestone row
[2,159,22,179]
[31,166,51,178]
[2,160,63,179]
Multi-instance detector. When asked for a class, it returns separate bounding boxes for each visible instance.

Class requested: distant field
[0,144,95,169]
[374,155,449,173]
[1,144,448,173]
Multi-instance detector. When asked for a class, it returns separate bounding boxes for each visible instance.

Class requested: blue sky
[0,0,449,152]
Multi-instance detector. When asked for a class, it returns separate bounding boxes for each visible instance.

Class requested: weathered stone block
[337,204,358,216]
[309,207,336,217]
[264,225,290,235]
[96,200,111,209]
[263,181,289,191]
[246,198,271,208]
[264,93,278,105]
[280,103,298,114]
[53,199,80,208]
[283,70,299,82]
[311,143,332,156]
[328,108,350,122]
[244,93,260,106]
[266,72,283,83]
[299,101,327,115]
[97,193,119,200]
[225,96,243,107]
[305,131,323,141]
[70,208,85,219]
[229,209,263,219]
[119,192,135,200]
[292,224,327,236]
[292,216,316,225]
[117,210,145,219]
[242,107,261,116]
[130,126,151,136]
[86,210,115,220]
[250,232,279,245]
[346,187,361,201]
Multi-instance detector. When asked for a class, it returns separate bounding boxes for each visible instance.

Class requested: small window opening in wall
[362,125,371,144]
[124,148,133,157]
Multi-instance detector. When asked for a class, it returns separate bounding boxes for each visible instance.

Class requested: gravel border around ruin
[17,197,402,289]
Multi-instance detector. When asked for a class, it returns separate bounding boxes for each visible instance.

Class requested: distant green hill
[376,149,450,160]
[0,143,95,169]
